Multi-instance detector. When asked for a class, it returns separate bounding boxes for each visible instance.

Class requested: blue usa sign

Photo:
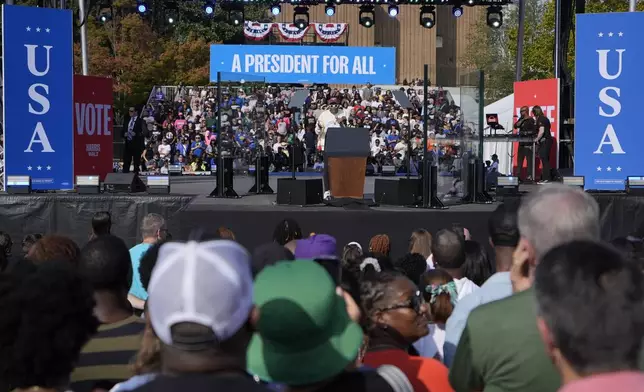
[2,4,74,190]
[575,12,644,191]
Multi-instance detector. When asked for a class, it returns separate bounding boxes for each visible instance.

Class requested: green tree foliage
[462,0,644,105]
[68,0,271,113]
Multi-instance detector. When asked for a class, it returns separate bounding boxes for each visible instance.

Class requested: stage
[0,175,642,256]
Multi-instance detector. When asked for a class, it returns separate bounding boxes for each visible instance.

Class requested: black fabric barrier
[0,193,642,259]
[0,195,194,252]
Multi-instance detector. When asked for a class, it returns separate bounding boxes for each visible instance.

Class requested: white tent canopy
[483,94,515,175]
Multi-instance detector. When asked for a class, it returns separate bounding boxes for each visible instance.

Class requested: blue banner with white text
[210,45,396,85]
[2,5,74,190]
[575,12,643,191]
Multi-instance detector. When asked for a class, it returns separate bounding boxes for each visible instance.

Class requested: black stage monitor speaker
[248,155,274,194]
[210,157,239,198]
[276,178,323,205]
[104,173,147,193]
[374,178,421,206]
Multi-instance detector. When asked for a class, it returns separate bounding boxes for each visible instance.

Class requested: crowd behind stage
[126,82,468,175]
[0,184,643,392]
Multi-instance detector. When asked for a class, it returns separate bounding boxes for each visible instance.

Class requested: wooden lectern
[325,127,371,199]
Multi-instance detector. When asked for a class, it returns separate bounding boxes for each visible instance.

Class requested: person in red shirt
[361,270,454,392]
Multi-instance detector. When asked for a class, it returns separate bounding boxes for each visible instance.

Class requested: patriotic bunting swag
[242,22,348,43]
[243,21,273,40]
[313,23,348,42]
[277,23,310,41]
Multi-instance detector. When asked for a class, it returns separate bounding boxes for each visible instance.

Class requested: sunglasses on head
[376,290,425,314]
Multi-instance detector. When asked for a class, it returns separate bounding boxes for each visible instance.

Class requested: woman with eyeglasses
[361,271,454,392]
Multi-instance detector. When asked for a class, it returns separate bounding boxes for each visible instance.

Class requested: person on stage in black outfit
[122,106,148,174]
[532,105,553,184]
[513,106,536,182]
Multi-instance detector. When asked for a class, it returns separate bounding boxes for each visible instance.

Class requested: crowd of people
[0,183,642,392]
[124,83,467,175]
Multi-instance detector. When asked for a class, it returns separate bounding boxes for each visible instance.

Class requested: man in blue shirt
[443,203,519,366]
[190,135,206,159]
[128,213,166,311]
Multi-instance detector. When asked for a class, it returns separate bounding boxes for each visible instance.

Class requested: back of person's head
[79,235,132,292]
[0,252,7,274]
[341,242,363,265]
[394,253,427,286]
[431,229,466,270]
[248,261,363,386]
[140,213,166,241]
[251,242,295,278]
[28,235,80,266]
[461,241,492,286]
[368,234,391,257]
[272,218,303,245]
[409,229,432,260]
[215,227,236,241]
[0,262,99,389]
[610,237,644,271]
[138,240,171,292]
[147,240,254,371]
[91,211,112,237]
[535,241,644,376]
[421,269,457,324]
[0,231,12,257]
[488,203,520,248]
[451,224,466,241]
[21,233,42,256]
[518,184,600,260]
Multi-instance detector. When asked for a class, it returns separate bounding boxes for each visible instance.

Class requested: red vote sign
[73,75,114,181]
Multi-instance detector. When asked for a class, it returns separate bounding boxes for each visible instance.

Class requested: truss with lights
[121,0,506,30]
[221,0,510,4]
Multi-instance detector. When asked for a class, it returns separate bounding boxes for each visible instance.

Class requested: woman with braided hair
[361,270,454,392]
[368,234,391,258]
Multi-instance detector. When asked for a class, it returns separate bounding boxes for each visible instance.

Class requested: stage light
[419,5,435,29]
[98,2,112,23]
[562,176,585,188]
[136,0,148,14]
[204,0,215,15]
[76,175,100,194]
[229,10,243,25]
[465,0,475,5]
[452,5,463,17]
[627,176,644,195]
[487,6,503,28]
[147,175,171,195]
[388,5,399,17]
[6,176,31,194]
[496,176,519,196]
[293,6,309,29]
[359,5,375,28]
[271,4,281,15]
[166,1,177,24]
[325,4,335,16]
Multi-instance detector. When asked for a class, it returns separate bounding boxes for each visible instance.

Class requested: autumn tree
[463,0,644,105]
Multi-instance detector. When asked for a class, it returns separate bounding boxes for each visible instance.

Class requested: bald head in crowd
[518,184,600,262]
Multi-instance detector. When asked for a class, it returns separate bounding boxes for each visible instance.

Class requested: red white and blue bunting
[243,21,273,40]
[313,23,348,42]
[243,22,348,43]
[276,23,310,41]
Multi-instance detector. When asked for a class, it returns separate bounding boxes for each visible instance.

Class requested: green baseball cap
[247,260,363,386]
